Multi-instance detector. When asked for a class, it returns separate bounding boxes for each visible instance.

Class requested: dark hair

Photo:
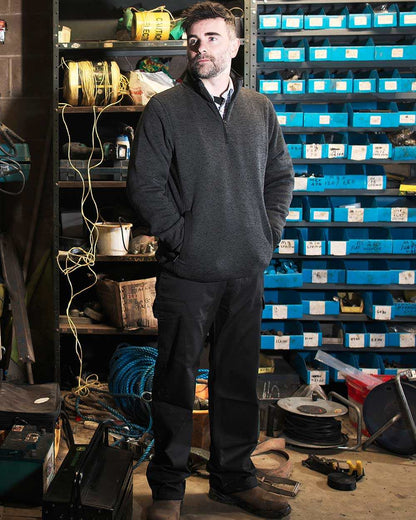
[181,1,236,35]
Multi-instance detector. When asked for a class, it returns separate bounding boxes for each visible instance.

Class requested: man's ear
[230,37,240,58]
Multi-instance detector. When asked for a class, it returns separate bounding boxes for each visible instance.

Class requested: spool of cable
[63,60,121,106]
[131,8,171,41]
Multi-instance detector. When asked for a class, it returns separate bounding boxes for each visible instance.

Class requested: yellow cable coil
[131,7,172,41]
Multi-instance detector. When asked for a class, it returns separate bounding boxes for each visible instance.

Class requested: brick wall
[0,0,54,381]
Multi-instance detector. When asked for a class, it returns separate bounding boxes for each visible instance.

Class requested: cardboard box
[96,277,157,329]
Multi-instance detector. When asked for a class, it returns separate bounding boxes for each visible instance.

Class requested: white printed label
[288,50,300,61]
[375,306,391,320]
[384,81,397,91]
[330,241,347,256]
[391,207,408,222]
[378,14,393,25]
[348,208,364,222]
[399,271,415,285]
[329,17,343,28]
[315,49,328,59]
[309,371,326,385]
[305,144,323,159]
[359,81,371,91]
[351,146,367,161]
[354,16,367,26]
[294,177,308,190]
[319,115,331,125]
[335,81,347,91]
[367,176,384,190]
[274,335,290,349]
[370,115,382,126]
[362,368,379,375]
[287,210,300,221]
[286,18,300,28]
[400,334,415,348]
[312,270,328,283]
[263,18,277,28]
[304,333,319,347]
[372,144,390,159]
[278,239,295,254]
[309,17,323,27]
[400,114,416,124]
[404,14,416,24]
[370,333,386,347]
[306,241,322,256]
[349,334,365,348]
[314,81,325,91]
[412,81,416,91]
[310,301,326,315]
[263,81,279,92]
[269,50,282,60]
[328,144,345,158]
[346,48,358,59]
[392,48,404,58]
[278,115,287,125]
[314,211,330,221]
[272,305,288,320]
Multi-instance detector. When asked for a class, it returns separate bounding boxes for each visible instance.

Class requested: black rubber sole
[208,488,291,519]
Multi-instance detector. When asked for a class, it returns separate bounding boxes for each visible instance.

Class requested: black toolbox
[42,422,133,520]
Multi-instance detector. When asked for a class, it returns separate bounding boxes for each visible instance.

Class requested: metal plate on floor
[277,397,348,417]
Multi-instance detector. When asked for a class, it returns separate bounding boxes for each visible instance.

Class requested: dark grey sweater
[127,70,294,282]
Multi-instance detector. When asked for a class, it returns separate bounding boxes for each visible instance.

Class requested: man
[127,2,294,519]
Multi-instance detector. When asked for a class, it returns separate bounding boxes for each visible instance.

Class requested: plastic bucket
[131,10,171,41]
[95,222,132,256]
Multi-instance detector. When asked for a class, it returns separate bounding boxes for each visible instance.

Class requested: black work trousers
[147,269,264,500]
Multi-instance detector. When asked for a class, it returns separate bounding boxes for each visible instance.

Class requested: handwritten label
[348,334,365,348]
[310,301,325,315]
[400,114,416,124]
[315,49,327,59]
[412,81,416,91]
[328,144,345,158]
[372,144,390,159]
[287,210,300,221]
[400,334,415,348]
[335,81,347,91]
[374,306,391,320]
[288,81,303,92]
[399,271,415,285]
[369,333,386,347]
[263,81,280,92]
[370,115,382,126]
[367,176,384,190]
[272,305,288,320]
[274,335,290,349]
[278,239,295,254]
[348,208,364,222]
[306,241,322,256]
[304,333,319,347]
[330,241,347,256]
[319,115,331,125]
[314,211,330,221]
[350,145,367,161]
[345,48,358,59]
[314,81,325,91]
[391,207,408,222]
[312,270,328,283]
[288,50,300,61]
[362,368,379,375]
[269,50,282,60]
[278,115,287,125]
[392,48,404,58]
[305,144,323,159]
[309,371,326,385]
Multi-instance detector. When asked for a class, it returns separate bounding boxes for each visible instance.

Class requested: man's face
[187,17,240,80]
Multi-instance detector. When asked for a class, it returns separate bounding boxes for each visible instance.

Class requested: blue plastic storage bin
[374,4,398,27]
[362,291,395,320]
[282,7,304,30]
[328,352,359,382]
[391,228,416,254]
[348,102,399,128]
[285,134,303,159]
[324,163,367,190]
[292,351,329,384]
[302,259,345,284]
[258,39,306,62]
[324,133,348,159]
[274,103,303,127]
[332,196,378,222]
[261,321,304,350]
[287,196,303,221]
[346,228,393,255]
[398,102,416,126]
[293,164,325,191]
[303,134,325,160]
[393,144,416,160]
[263,290,303,319]
[304,196,332,222]
[301,291,340,316]
[342,322,368,348]
[356,353,385,375]
[364,164,387,190]
[302,321,323,347]
[375,39,416,60]
[258,72,282,94]
[348,5,373,29]
[399,6,416,26]
[283,74,306,95]
[388,328,416,348]
[259,8,282,29]
[347,132,371,160]
[388,260,416,285]
[366,322,389,348]
[382,355,416,375]
[368,133,393,159]
[304,8,327,30]
[344,259,392,284]
[310,38,375,62]
[376,197,416,223]
[303,103,348,128]
[353,70,378,93]
[276,228,301,255]
[299,227,327,255]
[394,298,416,317]
[326,7,348,29]
[378,69,403,93]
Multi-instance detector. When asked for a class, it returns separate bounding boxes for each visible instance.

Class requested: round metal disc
[281,434,349,450]
[363,380,416,455]
[277,397,348,417]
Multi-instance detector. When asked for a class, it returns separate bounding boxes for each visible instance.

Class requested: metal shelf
[59,316,158,335]
[259,28,416,38]
[57,105,144,113]
[259,60,416,71]
[282,126,409,133]
[273,254,413,259]
[57,181,126,188]
[285,221,416,227]
[292,159,416,164]
[261,345,416,353]
[266,93,416,103]
[292,189,404,196]
[57,252,156,263]
[257,0,413,5]
[262,314,416,322]
[59,39,187,55]
[302,284,415,290]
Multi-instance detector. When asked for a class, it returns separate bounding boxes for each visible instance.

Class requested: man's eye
[209,36,217,41]
[189,38,198,46]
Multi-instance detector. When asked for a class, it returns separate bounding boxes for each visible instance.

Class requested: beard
[189,54,228,79]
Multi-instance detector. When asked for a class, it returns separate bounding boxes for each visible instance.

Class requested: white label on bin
[315,49,327,59]
[314,81,325,91]
[278,115,287,125]
[359,81,371,91]
[309,17,323,27]
[263,18,277,28]
[329,17,343,28]
[348,208,364,222]
[375,306,391,320]
[272,305,288,320]
[328,144,345,158]
[286,18,300,28]
[370,115,382,126]
[288,50,300,61]
[378,14,393,25]
[305,144,322,159]
[412,81,416,91]
[335,81,347,91]
[287,210,300,221]
[345,49,358,59]
[391,207,408,222]
[330,241,347,256]
[400,334,415,348]
[306,241,322,256]
[362,368,379,375]
[372,144,390,159]
[310,301,325,315]
[367,176,384,190]
[288,81,303,91]
[279,239,295,254]
[392,48,404,58]
[263,81,279,92]
[349,334,365,348]
[294,177,308,190]
[312,270,328,283]
[400,114,416,124]
[304,333,319,347]
[385,81,398,91]
[351,146,367,161]
[314,211,330,221]
[310,371,326,385]
[354,16,367,26]
[399,271,415,285]
[269,50,282,60]
[404,14,416,24]
[370,333,386,347]
[274,335,290,349]
[319,115,331,125]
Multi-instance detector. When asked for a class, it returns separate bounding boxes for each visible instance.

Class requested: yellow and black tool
[302,454,365,491]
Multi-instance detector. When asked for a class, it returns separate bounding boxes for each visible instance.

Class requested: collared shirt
[211,77,234,118]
